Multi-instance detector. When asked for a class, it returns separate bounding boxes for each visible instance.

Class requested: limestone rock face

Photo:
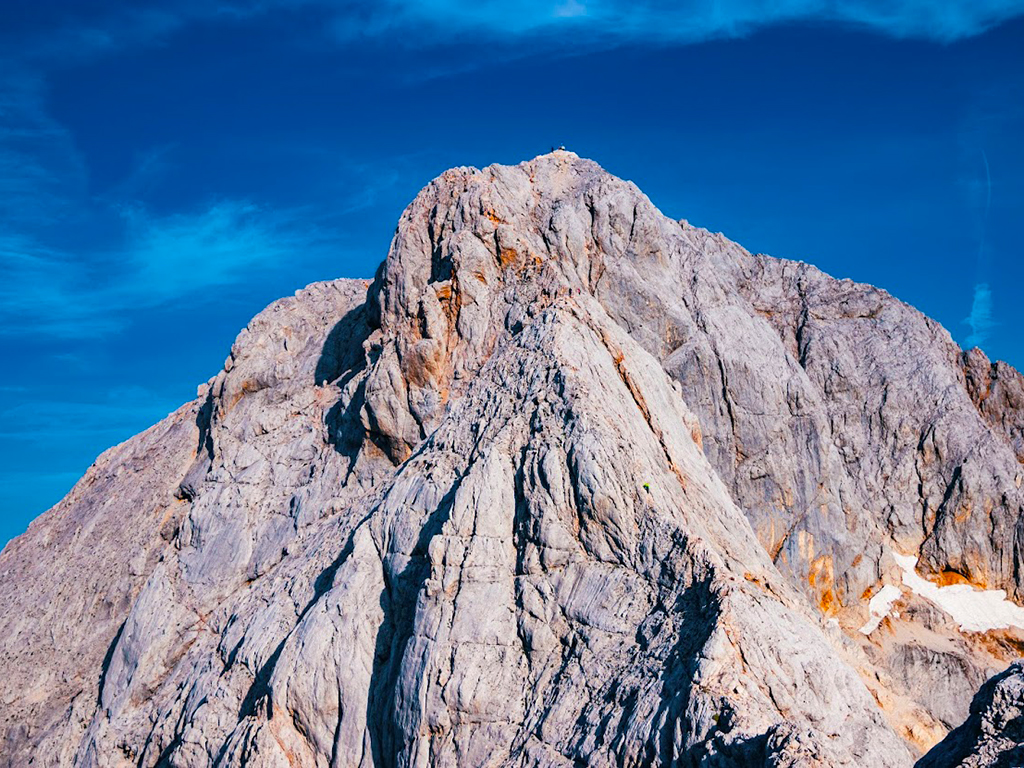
[1,152,1021,767]
[917,662,1024,768]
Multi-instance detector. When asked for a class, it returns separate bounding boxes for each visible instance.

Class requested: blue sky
[2,1,1023,547]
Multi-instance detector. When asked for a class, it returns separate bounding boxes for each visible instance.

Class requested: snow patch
[893,552,1024,633]
[859,584,902,635]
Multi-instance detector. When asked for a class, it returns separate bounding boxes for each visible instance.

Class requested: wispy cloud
[3,1,1023,70]
[960,149,994,350]
[964,282,997,348]
[955,79,1023,353]
[0,64,340,339]
[116,200,329,303]
[329,0,1024,43]
[0,199,336,338]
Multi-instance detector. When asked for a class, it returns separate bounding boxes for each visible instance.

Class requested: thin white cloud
[3,0,1022,70]
[964,282,997,349]
[955,91,1021,353]
[328,0,1024,43]
[0,66,373,341]
[116,200,322,302]
[0,200,337,338]
[0,67,341,339]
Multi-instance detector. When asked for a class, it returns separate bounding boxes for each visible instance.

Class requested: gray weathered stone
[917,662,1024,768]
[1,151,1022,766]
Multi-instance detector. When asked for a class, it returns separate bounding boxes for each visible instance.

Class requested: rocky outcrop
[917,662,1024,768]
[1,152,1022,766]
[963,348,1024,466]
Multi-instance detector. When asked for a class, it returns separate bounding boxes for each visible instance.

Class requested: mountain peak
[361,152,657,460]
[2,156,1023,767]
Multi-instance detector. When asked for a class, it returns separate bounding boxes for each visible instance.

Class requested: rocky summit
[2,151,1023,767]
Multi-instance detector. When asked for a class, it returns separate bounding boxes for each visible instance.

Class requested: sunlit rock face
[1,152,1022,767]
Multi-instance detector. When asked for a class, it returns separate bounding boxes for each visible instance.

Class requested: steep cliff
[2,152,1021,767]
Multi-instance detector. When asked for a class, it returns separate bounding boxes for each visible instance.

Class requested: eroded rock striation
[1,152,1022,767]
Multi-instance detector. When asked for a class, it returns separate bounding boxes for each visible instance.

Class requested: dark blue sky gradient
[2,2,1023,547]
